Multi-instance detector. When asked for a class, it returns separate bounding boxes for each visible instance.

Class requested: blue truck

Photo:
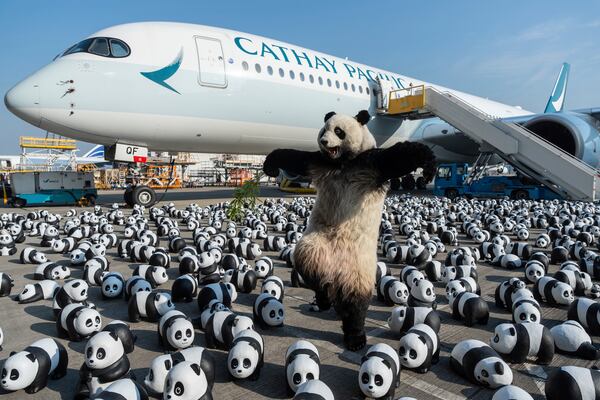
[7,171,97,207]
[433,163,561,200]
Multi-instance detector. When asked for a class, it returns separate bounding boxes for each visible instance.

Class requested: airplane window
[351,84,356,92]
[88,38,110,57]
[289,70,295,80]
[343,82,348,90]
[309,75,314,83]
[255,63,262,73]
[109,39,130,57]
[267,66,273,75]
[366,87,370,95]
[299,72,305,81]
[62,38,95,56]
[278,68,285,77]
[242,61,249,71]
[335,81,340,89]
[318,77,323,85]
[327,78,332,87]
[359,86,363,94]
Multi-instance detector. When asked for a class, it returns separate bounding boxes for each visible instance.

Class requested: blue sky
[1,0,599,153]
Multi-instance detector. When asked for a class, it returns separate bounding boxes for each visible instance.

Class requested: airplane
[4,22,600,205]
[0,144,107,171]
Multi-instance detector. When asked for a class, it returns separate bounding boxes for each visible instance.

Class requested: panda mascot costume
[263,110,435,350]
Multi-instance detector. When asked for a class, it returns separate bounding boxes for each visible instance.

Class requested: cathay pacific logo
[140,48,183,94]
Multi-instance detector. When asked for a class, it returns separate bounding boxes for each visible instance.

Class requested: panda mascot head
[318,111,376,160]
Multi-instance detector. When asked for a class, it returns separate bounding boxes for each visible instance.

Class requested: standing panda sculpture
[163,361,214,400]
[263,110,435,350]
[128,290,175,322]
[490,323,555,364]
[568,297,600,335]
[450,339,513,388]
[158,310,195,352]
[227,329,264,381]
[285,340,320,395]
[358,343,401,400]
[253,293,285,329]
[387,305,441,336]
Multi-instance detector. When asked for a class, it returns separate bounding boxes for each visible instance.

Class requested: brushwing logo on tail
[544,62,570,113]
[140,48,184,94]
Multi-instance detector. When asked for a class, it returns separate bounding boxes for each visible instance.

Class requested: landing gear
[401,175,416,190]
[124,185,156,207]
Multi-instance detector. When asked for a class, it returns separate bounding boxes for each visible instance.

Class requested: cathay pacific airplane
[4,22,599,205]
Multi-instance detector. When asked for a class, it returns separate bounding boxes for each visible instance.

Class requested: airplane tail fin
[82,144,105,159]
[544,62,570,113]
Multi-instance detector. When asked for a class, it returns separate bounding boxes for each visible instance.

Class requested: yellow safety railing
[20,136,77,150]
[387,84,426,115]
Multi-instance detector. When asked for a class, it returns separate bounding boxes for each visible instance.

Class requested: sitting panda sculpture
[358,343,401,400]
[227,329,264,381]
[158,310,195,352]
[398,323,440,373]
[285,340,320,395]
[263,110,435,350]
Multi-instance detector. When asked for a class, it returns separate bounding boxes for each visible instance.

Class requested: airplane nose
[4,79,40,127]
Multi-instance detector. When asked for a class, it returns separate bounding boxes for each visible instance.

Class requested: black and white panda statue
[0,272,14,297]
[533,276,574,306]
[14,280,59,303]
[254,256,274,279]
[198,300,230,331]
[494,277,527,309]
[450,339,513,388]
[253,293,285,329]
[34,262,71,280]
[550,320,600,360]
[19,247,48,264]
[423,260,442,282]
[524,260,546,284]
[204,310,254,350]
[407,279,437,309]
[197,282,237,312]
[261,275,285,301]
[441,264,478,283]
[399,266,425,289]
[124,276,152,300]
[52,279,91,316]
[358,343,400,400]
[235,241,262,260]
[568,297,600,335]
[144,346,215,397]
[512,296,542,324]
[56,303,102,341]
[285,340,320,394]
[293,380,334,400]
[158,310,195,352]
[93,378,148,400]
[171,274,199,303]
[398,323,440,373]
[449,291,489,326]
[227,329,264,380]
[555,268,593,296]
[492,385,534,400]
[128,290,175,322]
[226,267,258,294]
[445,277,480,300]
[545,366,600,400]
[388,305,441,336]
[491,254,522,270]
[163,360,214,400]
[0,338,68,394]
[83,261,108,287]
[0,229,17,256]
[377,276,409,306]
[77,330,132,397]
[101,272,125,299]
[133,264,168,288]
[490,323,554,364]
[102,321,136,354]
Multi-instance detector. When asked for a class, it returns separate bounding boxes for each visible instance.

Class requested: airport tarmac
[0,186,595,400]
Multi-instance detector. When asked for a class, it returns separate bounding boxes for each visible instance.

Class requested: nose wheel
[124,185,156,207]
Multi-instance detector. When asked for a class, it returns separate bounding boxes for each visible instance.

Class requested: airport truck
[6,171,97,207]
[433,163,561,200]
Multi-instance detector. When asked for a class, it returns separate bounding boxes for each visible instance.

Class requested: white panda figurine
[0,338,68,394]
[568,297,600,335]
[254,256,274,279]
[228,267,258,294]
[83,261,108,287]
[533,276,574,306]
[492,254,522,270]
[77,330,132,397]
[19,247,48,264]
[441,264,478,283]
[57,303,102,341]
[164,360,214,400]
[555,268,593,296]
[535,233,551,248]
[227,329,264,381]
[171,274,199,303]
[490,323,554,364]
[285,340,320,394]
[0,272,14,297]
[101,272,125,299]
[124,276,152,300]
[445,277,480,301]
[550,320,600,360]
[197,282,237,312]
[93,378,148,400]
[235,241,262,260]
[52,279,91,316]
[205,310,254,350]
[398,323,440,373]
[399,266,425,289]
[128,291,175,322]
[545,366,600,400]
[377,276,409,306]
[261,275,285,301]
[158,310,195,352]
[293,379,334,400]
[407,279,437,309]
[253,293,284,329]
[423,260,443,282]
[198,301,230,331]
[34,262,71,281]
[492,385,533,400]
[387,305,441,336]
[524,260,546,283]
[133,264,168,288]
[449,291,489,326]
[14,280,59,304]
[0,229,17,256]
[144,346,215,397]
[450,339,513,388]
[358,343,400,400]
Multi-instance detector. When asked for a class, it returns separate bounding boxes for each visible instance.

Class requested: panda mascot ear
[355,110,371,125]
[324,111,336,122]
[190,363,202,376]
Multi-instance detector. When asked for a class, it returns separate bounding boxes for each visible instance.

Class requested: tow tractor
[433,161,561,200]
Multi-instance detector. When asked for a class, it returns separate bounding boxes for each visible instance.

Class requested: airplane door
[194,36,227,88]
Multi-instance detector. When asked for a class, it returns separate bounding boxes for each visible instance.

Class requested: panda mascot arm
[369,140,436,184]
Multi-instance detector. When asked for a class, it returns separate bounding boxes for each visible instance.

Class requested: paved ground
[0,186,594,399]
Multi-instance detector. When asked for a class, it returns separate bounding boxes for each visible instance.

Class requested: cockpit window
[61,37,130,58]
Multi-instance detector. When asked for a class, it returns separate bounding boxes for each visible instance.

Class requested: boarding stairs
[382,85,600,201]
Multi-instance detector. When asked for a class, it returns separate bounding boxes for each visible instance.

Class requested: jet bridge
[381,85,600,201]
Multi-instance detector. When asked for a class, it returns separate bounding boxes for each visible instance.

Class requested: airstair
[382,85,600,201]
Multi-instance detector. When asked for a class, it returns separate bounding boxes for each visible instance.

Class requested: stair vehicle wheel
[390,178,401,191]
[401,175,416,191]
[132,185,156,207]
[416,176,427,190]
[512,189,529,200]
[445,189,459,199]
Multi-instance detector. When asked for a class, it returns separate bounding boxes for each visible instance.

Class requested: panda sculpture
[388,305,441,335]
[533,276,574,306]
[93,379,148,400]
[445,277,480,300]
[399,266,425,289]
[261,275,285,301]
[56,303,102,341]
[545,366,600,400]
[494,277,527,309]
[227,329,264,380]
[512,297,542,324]
[0,338,68,394]
[101,272,125,299]
[124,276,152,300]
[34,262,71,281]
[227,267,258,294]
[0,272,14,297]
[490,323,554,364]
[52,279,90,316]
[492,385,534,400]
[254,256,274,279]
[163,360,214,400]
[128,290,175,322]
[133,264,168,288]
[102,321,136,354]
[449,291,489,326]
[550,320,600,360]
[14,280,59,303]
[83,261,108,287]
[253,293,285,329]
[0,229,17,256]
[197,282,237,312]
[377,276,409,306]
[491,254,522,270]
[171,274,199,303]
[264,110,435,351]
[198,300,230,331]
[205,310,254,350]
[398,323,440,373]
[450,339,513,388]
[524,260,546,284]
[158,310,195,352]
[568,297,600,335]
[441,264,478,283]
[294,380,334,400]
[358,343,400,400]
[19,247,48,264]
[285,340,320,394]
[555,268,593,296]
[408,279,437,309]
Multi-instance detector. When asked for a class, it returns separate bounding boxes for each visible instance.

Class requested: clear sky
[1,0,599,153]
